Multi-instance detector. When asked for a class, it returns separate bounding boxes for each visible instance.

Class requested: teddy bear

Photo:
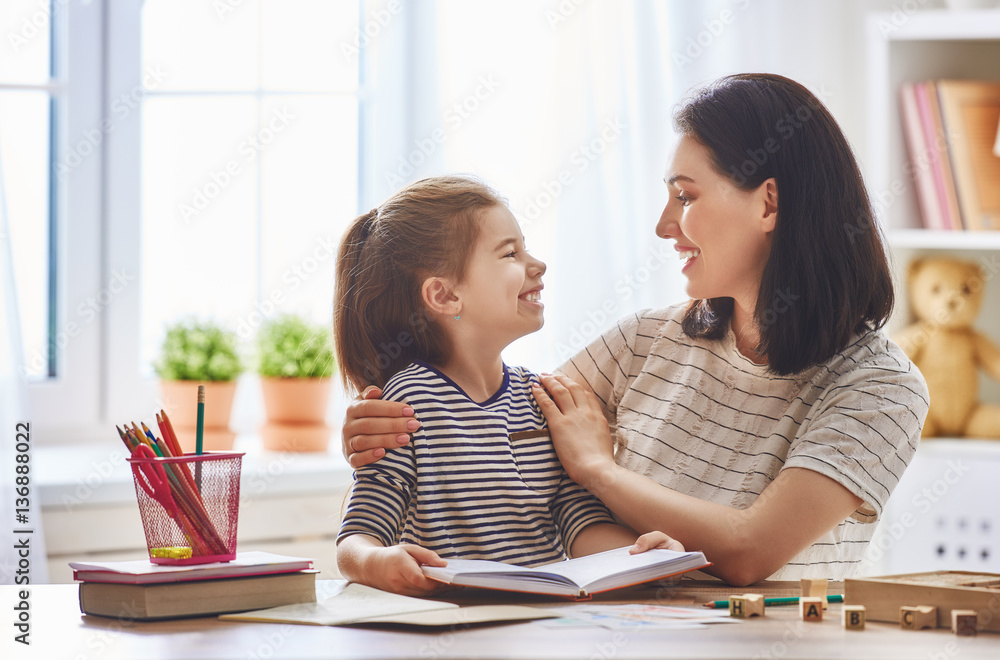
[894,257,1000,438]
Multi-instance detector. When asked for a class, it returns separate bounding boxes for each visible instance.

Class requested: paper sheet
[221,583,454,625]
[537,603,739,631]
[220,583,560,628]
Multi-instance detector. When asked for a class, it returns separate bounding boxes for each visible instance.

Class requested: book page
[535,547,704,590]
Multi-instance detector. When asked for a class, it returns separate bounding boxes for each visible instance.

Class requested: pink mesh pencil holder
[128,451,244,565]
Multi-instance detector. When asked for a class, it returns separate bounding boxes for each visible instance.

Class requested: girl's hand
[342,386,421,468]
[531,374,617,488]
[366,544,449,597]
[630,531,685,554]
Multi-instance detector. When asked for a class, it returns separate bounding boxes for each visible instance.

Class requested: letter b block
[843,605,866,630]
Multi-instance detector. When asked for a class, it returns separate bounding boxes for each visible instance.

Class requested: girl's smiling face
[656,135,777,307]
[451,205,546,348]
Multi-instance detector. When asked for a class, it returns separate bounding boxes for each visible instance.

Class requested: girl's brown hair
[333,175,503,394]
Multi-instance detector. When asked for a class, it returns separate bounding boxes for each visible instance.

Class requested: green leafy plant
[256,314,335,379]
[154,318,244,382]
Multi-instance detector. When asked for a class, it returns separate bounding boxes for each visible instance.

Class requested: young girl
[333,176,679,596]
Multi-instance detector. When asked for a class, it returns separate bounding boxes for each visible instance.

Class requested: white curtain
[358,0,915,373]
[0,149,48,584]
[364,0,684,372]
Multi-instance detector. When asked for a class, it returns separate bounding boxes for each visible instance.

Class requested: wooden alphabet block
[843,605,866,630]
[800,596,824,622]
[899,605,937,630]
[728,594,764,618]
[742,593,765,617]
[951,609,978,636]
[801,577,829,609]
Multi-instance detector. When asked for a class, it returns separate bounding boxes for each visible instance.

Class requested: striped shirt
[559,305,929,580]
[337,361,616,567]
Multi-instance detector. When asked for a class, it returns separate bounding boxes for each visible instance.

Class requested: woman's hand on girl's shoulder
[342,386,421,468]
[531,374,616,485]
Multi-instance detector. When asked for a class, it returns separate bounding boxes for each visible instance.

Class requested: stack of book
[899,80,1000,231]
[70,551,316,620]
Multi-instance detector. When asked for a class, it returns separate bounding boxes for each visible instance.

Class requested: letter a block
[842,605,866,630]
[800,597,824,622]
[800,578,829,609]
[951,609,978,636]
[727,593,765,618]
[900,605,937,630]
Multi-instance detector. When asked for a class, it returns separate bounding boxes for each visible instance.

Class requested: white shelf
[888,229,1000,250]
[875,8,1000,40]
[866,9,1000,235]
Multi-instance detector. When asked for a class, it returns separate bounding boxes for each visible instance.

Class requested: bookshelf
[863,8,1000,577]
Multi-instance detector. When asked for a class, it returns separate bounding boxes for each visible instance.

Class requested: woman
[340,73,928,586]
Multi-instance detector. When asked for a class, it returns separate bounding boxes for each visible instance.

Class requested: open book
[422,546,710,599]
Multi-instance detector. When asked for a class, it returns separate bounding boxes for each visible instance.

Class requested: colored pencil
[157,411,184,458]
[195,385,205,490]
[702,594,844,609]
[120,416,229,556]
[157,411,203,502]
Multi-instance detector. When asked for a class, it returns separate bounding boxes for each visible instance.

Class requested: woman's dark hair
[334,175,503,394]
[674,73,893,375]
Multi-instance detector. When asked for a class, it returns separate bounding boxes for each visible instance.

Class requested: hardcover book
[79,570,317,620]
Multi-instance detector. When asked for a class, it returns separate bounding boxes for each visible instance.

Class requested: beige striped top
[559,304,928,580]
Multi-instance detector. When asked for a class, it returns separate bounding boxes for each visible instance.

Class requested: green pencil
[703,594,844,608]
[195,384,205,490]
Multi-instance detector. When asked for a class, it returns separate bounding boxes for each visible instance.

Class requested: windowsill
[37,433,354,509]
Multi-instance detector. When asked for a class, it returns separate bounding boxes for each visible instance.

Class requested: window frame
[22,0,105,441]
[28,0,370,442]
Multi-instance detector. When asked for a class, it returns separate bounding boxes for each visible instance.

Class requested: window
[14,0,365,438]
[139,1,360,374]
[1,0,61,380]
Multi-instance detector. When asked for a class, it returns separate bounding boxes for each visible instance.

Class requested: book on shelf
[900,78,1000,232]
[937,80,1000,231]
[900,81,948,230]
[79,570,318,621]
[69,551,313,585]
[924,80,964,230]
[421,546,711,600]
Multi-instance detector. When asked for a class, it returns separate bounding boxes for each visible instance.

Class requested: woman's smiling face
[655,135,776,306]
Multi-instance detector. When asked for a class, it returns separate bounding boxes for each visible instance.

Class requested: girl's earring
[454,315,461,320]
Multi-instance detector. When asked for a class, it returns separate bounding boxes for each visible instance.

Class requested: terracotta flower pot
[259,377,333,452]
[260,377,332,424]
[260,422,332,452]
[159,380,238,452]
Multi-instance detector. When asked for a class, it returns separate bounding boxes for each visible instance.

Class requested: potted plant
[154,318,244,452]
[256,314,336,452]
